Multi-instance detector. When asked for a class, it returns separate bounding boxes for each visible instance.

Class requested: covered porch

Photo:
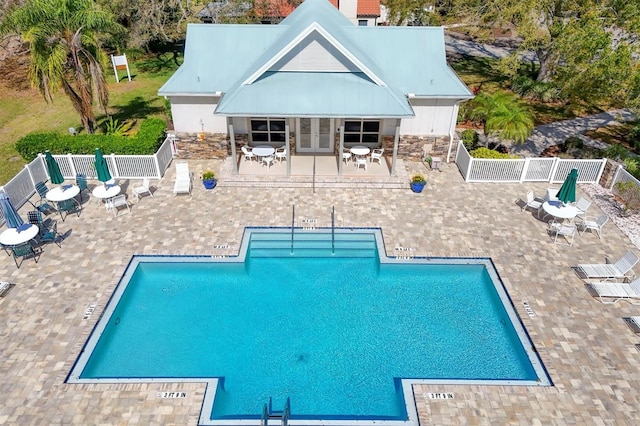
[236,153,393,177]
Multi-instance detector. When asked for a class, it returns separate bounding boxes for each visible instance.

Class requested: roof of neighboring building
[158,0,472,117]
[355,0,380,16]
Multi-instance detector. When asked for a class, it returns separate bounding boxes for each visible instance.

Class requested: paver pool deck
[1,159,639,425]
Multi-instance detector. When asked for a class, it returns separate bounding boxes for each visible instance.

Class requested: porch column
[285,124,291,176]
[338,126,344,176]
[391,122,400,176]
[228,123,238,174]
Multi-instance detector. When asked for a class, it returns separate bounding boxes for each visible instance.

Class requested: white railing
[455,141,607,184]
[610,165,640,190]
[0,137,175,225]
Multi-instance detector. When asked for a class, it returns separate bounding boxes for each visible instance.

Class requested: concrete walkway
[509,108,637,157]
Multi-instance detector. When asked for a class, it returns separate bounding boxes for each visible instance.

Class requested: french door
[296,118,334,153]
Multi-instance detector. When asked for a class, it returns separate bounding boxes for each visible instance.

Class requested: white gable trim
[242,22,386,86]
[270,32,359,73]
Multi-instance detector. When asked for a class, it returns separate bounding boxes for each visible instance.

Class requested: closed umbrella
[556,168,578,205]
[0,192,24,229]
[94,148,112,183]
[45,150,64,184]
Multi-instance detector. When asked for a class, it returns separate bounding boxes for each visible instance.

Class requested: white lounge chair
[586,278,640,304]
[575,250,639,281]
[623,316,640,333]
[173,161,192,196]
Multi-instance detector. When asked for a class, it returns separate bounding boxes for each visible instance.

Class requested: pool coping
[66,227,551,426]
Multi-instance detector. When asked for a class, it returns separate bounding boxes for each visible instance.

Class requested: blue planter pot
[410,182,426,193]
[203,179,217,190]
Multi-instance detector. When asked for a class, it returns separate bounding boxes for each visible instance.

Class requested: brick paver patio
[1,159,639,424]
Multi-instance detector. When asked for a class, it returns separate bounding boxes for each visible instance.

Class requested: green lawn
[0,52,181,185]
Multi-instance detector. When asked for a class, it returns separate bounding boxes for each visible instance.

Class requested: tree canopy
[0,0,125,133]
[450,0,640,108]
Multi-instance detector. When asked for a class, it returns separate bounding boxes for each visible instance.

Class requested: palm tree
[485,103,535,144]
[0,0,124,133]
[470,91,534,144]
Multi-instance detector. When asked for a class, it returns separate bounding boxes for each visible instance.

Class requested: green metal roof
[158,0,472,117]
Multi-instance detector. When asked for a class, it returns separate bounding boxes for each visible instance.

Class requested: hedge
[15,118,167,161]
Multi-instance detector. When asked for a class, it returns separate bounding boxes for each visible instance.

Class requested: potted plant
[410,174,426,193]
[201,170,217,189]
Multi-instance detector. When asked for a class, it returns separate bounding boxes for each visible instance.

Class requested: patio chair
[11,242,40,268]
[342,149,352,165]
[623,316,640,333]
[354,156,367,171]
[585,278,640,305]
[577,214,608,239]
[27,210,53,237]
[575,197,592,218]
[57,198,81,221]
[75,174,89,201]
[35,181,49,200]
[241,145,256,162]
[132,178,154,201]
[39,219,62,248]
[575,250,639,281]
[549,222,576,246]
[370,148,384,165]
[107,194,131,216]
[261,155,275,168]
[275,147,287,163]
[522,190,544,218]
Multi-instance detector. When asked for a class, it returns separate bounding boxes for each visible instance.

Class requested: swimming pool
[68,228,550,425]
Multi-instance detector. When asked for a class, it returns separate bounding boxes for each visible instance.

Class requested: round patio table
[252,145,275,157]
[46,185,80,202]
[92,184,121,205]
[542,201,580,221]
[0,224,39,246]
[350,145,370,156]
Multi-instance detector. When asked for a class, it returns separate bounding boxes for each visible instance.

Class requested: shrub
[15,118,167,161]
[604,143,628,161]
[614,181,640,215]
[202,170,216,180]
[630,125,640,150]
[564,137,584,150]
[469,147,517,159]
[411,174,426,184]
[461,129,479,151]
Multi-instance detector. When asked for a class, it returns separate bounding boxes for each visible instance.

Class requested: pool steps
[249,231,377,258]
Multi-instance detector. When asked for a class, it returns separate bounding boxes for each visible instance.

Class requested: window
[250,118,286,144]
[343,120,380,145]
[358,20,368,26]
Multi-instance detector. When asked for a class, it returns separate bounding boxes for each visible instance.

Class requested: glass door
[296,118,334,153]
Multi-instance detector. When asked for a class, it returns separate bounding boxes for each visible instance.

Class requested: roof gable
[158,0,472,117]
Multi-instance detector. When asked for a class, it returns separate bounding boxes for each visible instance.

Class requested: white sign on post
[111,54,131,83]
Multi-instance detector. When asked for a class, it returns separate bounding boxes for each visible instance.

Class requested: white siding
[170,96,227,133]
[400,98,458,136]
[271,32,358,72]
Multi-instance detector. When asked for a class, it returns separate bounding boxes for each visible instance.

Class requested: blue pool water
[71,230,548,423]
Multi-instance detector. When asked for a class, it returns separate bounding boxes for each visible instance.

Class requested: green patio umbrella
[94,148,112,183]
[556,168,578,205]
[0,192,24,229]
[45,150,64,185]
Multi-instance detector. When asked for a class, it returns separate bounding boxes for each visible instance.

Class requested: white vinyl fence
[610,166,640,191]
[455,141,607,184]
[0,137,175,225]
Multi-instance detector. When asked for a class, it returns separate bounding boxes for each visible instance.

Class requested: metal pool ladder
[261,397,290,426]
